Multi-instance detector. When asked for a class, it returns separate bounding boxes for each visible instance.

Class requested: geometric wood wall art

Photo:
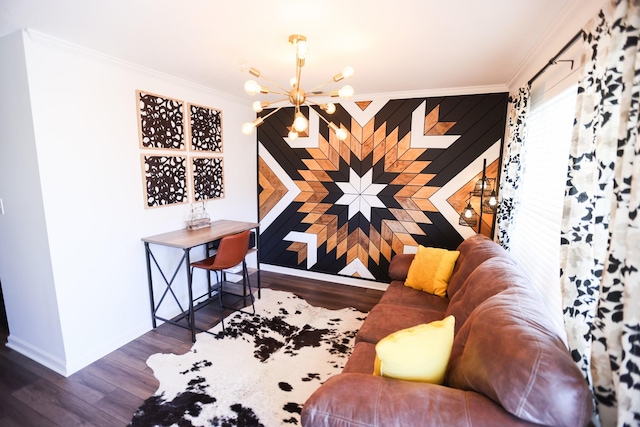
[257,92,508,282]
[191,156,224,201]
[141,154,188,208]
[137,90,185,150]
[189,103,223,152]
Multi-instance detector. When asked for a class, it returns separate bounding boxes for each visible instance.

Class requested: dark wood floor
[0,271,384,427]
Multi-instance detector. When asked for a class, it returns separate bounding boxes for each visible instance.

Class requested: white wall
[507,0,607,91]
[0,30,257,376]
[0,31,67,372]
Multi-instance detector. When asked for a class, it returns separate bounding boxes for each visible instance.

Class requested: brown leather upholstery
[302,235,594,427]
[191,230,251,271]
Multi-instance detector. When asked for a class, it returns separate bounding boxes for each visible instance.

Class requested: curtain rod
[527,30,585,87]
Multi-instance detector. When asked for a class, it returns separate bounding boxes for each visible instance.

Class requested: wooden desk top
[141,219,260,249]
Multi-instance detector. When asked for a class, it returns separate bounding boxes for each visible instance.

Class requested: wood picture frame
[141,154,189,208]
[188,103,223,152]
[191,155,224,201]
[137,90,186,150]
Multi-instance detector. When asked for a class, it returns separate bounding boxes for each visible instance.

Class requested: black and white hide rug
[129,289,367,427]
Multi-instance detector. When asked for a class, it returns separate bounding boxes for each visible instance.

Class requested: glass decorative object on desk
[186,202,211,230]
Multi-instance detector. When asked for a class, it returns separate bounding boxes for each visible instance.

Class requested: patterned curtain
[495,87,530,250]
[560,1,640,425]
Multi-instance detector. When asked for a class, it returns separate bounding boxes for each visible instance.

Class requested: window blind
[509,82,577,342]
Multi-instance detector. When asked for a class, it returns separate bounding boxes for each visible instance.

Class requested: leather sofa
[302,234,594,427]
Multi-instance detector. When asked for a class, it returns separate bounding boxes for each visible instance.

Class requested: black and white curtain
[495,1,640,425]
[495,87,530,250]
[559,0,639,425]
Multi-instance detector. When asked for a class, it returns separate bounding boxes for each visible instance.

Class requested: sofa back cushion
[447,235,514,299]
[445,258,528,333]
[446,290,593,427]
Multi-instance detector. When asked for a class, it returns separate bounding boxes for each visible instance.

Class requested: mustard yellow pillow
[373,315,455,384]
[405,245,460,297]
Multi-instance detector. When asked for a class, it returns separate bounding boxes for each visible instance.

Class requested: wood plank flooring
[0,271,384,427]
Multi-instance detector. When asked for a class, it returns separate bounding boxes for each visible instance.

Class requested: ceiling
[0,0,604,101]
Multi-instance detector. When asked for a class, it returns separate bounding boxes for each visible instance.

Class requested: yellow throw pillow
[404,245,460,297]
[373,315,455,384]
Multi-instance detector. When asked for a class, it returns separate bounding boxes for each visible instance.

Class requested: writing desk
[142,219,260,342]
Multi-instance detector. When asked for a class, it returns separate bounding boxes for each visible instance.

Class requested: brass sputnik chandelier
[241,34,355,141]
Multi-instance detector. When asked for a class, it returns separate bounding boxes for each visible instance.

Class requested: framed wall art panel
[188,103,223,152]
[191,156,224,201]
[141,154,188,208]
[137,90,186,150]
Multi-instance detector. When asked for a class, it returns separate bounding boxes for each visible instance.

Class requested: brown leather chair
[190,230,255,331]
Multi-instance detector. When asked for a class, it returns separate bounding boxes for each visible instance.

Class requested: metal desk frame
[142,220,260,342]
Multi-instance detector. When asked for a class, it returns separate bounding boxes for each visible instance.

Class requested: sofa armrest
[388,253,415,281]
[302,373,539,427]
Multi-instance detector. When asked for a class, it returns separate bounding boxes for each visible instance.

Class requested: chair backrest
[210,230,251,270]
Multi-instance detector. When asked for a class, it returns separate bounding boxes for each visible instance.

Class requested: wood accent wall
[258,93,508,282]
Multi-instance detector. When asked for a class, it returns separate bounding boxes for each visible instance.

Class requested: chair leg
[215,270,225,332]
[242,261,256,315]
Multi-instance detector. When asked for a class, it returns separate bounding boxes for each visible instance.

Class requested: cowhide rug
[129,289,366,427]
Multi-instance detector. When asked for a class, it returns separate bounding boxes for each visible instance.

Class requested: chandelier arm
[294,58,303,95]
[254,74,290,93]
[314,110,332,126]
[264,90,291,97]
[307,80,336,94]
[305,92,333,98]
[259,104,287,122]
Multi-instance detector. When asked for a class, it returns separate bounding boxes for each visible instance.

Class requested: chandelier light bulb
[293,113,308,132]
[244,80,261,96]
[338,85,354,99]
[288,130,299,141]
[342,66,354,78]
[242,122,255,135]
[252,101,264,112]
[296,40,308,59]
[290,77,298,88]
[322,103,336,114]
[335,128,348,141]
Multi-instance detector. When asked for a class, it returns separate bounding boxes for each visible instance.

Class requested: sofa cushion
[388,253,415,281]
[379,281,450,312]
[405,246,460,297]
[447,234,514,299]
[446,290,593,427]
[445,258,529,333]
[374,315,455,384]
[355,303,445,344]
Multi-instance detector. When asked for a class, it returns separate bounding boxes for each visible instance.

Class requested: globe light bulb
[296,40,308,59]
[244,80,261,96]
[242,122,255,135]
[252,101,263,112]
[342,66,354,78]
[464,208,472,219]
[293,113,308,132]
[288,130,298,141]
[323,103,336,114]
[338,85,354,99]
[335,128,348,141]
[290,77,298,88]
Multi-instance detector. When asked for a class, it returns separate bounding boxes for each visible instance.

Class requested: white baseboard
[6,334,69,377]
[260,264,389,292]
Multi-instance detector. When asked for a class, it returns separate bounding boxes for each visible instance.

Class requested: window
[509,67,579,341]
